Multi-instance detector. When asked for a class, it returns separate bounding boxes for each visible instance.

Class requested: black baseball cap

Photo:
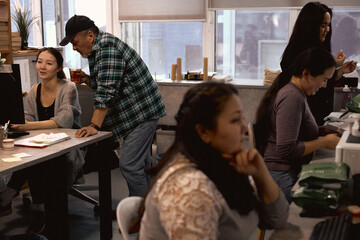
[59,15,96,46]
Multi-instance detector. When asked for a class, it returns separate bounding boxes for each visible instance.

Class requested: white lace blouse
[140,154,289,240]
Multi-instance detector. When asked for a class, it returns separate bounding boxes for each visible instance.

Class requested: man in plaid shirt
[60,15,166,196]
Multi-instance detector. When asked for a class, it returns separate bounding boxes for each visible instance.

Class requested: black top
[36,83,55,121]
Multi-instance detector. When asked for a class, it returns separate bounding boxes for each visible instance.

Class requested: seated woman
[140,82,289,239]
[255,47,340,203]
[0,47,82,232]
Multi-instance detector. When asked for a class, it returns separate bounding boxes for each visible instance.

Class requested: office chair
[248,120,266,240]
[69,84,119,214]
[116,196,143,240]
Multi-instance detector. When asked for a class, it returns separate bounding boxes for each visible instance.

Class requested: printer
[335,130,360,175]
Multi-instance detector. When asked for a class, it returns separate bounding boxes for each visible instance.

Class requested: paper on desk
[2,157,22,162]
[14,133,71,148]
[12,153,31,158]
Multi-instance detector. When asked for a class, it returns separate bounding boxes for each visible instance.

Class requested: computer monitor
[0,64,25,125]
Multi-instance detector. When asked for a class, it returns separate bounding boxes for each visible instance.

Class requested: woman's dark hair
[281,2,332,73]
[146,82,256,215]
[256,47,335,152]
[36,47,66,79]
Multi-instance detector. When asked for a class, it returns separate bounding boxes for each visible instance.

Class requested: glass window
[215,10,289,81]
[332,9,360,65]
[10,0,35,46]
[121,22,203,80]
[60,0,107,77]
[42,0,56,46]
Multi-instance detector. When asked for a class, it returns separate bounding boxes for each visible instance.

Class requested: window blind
[209,0,360,9]
[118,0,207,22]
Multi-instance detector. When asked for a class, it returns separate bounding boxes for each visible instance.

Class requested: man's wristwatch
[89,122,101,131]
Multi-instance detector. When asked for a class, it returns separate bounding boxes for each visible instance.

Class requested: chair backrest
[116,196,143,240]
[76,84,94,127]
[249,120,266,240]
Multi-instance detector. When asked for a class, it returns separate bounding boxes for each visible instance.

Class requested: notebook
[14,133,71,148]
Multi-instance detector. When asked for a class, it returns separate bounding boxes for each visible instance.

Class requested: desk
[0,128,113,240]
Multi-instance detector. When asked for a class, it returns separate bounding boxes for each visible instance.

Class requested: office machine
[336,130,360,175]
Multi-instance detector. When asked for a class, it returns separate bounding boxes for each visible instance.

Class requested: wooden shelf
[0,0,12,63]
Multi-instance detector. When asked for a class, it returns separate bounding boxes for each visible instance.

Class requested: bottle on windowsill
[342,84,352,110]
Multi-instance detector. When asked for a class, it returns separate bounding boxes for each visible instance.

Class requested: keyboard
[310,212,352,240]
[7,131,30,139]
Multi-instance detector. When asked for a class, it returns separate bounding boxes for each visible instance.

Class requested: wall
[156,80,353,155]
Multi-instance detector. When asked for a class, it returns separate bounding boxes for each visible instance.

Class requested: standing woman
[0,48,82,233]
[256,47,340,203]
[140,82,289,239]
[281,1,357,125]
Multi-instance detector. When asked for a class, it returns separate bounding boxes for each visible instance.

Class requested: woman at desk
[139,82,289,239]
[0,48,82,232]
[255,47,340,203]
[280,1,357,126]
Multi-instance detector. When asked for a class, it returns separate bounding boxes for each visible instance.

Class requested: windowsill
[156,78,267,88]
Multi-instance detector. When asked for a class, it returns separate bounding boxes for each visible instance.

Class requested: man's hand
[79,71,91,87]
[75,125,98,138]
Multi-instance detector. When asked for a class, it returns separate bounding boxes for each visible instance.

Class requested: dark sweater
[264,82,319,172]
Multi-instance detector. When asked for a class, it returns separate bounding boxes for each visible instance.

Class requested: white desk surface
[0,128,112,175]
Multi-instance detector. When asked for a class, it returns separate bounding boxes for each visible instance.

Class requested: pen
[4,120,10,131]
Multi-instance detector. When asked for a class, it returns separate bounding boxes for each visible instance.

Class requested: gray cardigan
[25,78,81,129]
[25,79,84,187]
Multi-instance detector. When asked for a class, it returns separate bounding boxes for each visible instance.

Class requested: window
[121,22,203,80]
[10,0,35,46]
[42,0,56,46]
[215,10,289,82]
[332,9,360,64]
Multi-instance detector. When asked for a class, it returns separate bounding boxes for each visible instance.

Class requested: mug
[70,69,81,84]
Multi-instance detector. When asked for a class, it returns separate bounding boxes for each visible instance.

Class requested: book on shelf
[14,133,71,148]
[12,36,21,42]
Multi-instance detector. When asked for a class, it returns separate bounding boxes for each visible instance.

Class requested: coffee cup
[70,69,81,84]
[2,138,14,150]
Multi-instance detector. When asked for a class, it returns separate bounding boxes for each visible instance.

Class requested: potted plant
[11,0,38,50]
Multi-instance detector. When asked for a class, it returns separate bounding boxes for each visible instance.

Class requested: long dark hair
[256,47,335,152]
[147,82,256,215]
[281,2,332,73]
[36,47,66,79]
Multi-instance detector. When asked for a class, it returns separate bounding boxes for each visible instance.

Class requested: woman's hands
[341,60,358,74]
[10,120,31,131]
[334,50,346,66]
[322,133,340,150]
[222,149,266,178]
[333,51,357,80]
[223,149,280,204]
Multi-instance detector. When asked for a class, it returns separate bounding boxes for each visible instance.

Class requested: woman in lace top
[139,82,289,240]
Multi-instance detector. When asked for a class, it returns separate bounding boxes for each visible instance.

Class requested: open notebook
[14,133,71,148]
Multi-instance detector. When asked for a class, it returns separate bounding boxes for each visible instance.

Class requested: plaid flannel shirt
[88,31,166,141]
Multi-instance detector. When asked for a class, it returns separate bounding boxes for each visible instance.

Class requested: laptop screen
[0,64,25,125]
